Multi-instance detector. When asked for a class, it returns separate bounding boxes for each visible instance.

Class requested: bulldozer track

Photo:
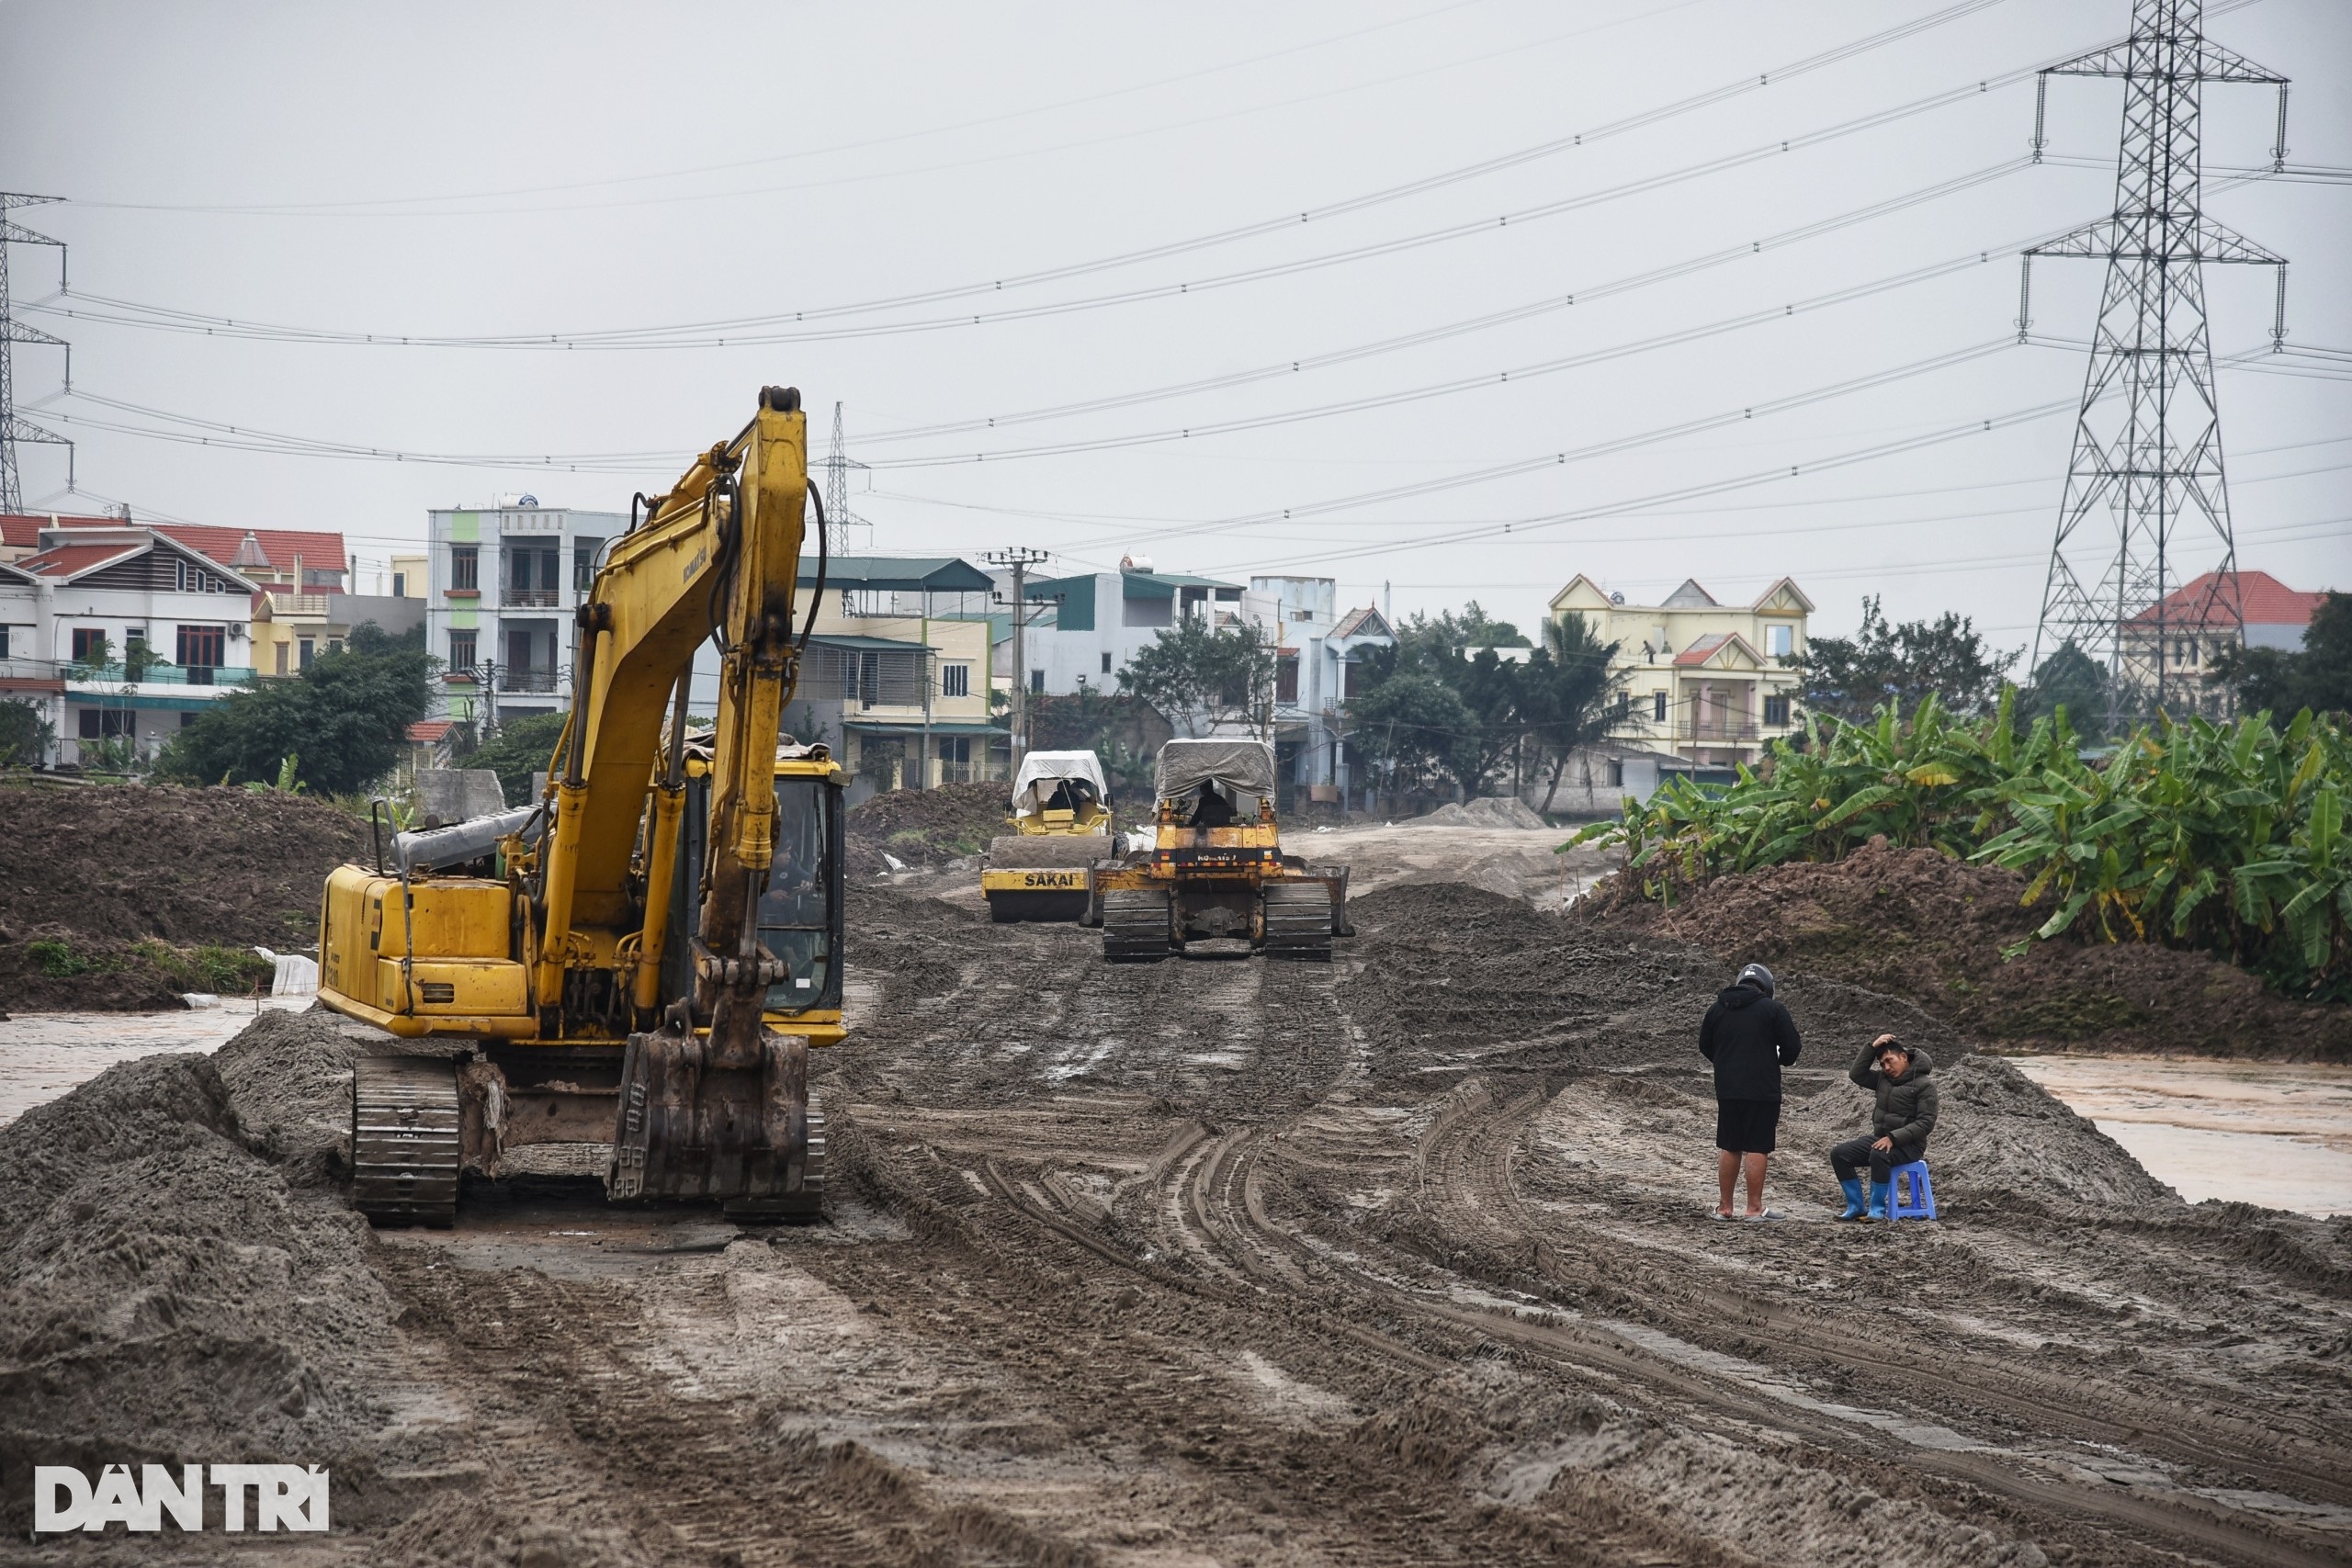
[1101,886,1172,962]
[1260,878,1336,960]
[351,1054,461,1226]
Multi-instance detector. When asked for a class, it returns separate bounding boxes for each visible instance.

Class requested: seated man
[1189,784,1237,829]
[1830,1033,1939,1220]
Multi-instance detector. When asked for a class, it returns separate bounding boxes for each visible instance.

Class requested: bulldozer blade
[608,1025,821,1208]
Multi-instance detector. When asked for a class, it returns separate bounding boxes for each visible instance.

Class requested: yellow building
[1548,574,1814,768]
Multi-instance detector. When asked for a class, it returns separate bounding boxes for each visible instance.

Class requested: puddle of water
[2008,1055,2352,1217]
[0,1001,308,1126]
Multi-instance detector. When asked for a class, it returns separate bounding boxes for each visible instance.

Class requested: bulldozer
[317,387,842,1224]
[1089,738,1351,961]
[980,750,1115,922]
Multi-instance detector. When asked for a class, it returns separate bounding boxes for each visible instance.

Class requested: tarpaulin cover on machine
[1154,739,1277,802]
[1011,750,1113,812]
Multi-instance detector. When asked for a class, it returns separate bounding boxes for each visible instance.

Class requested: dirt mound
[0,1010,390,1530]
[1412,797,1549,830]
[1578,838,2352,1061]
[0,782,369,1011]
[845,780,1006,878]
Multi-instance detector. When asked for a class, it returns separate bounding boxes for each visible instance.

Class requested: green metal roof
[842,718,1007,736]
[808,633,930,654]
[797,555,994,593]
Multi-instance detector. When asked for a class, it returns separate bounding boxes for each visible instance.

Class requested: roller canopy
[1012,750,1111,808]
[1155,739,1276,801]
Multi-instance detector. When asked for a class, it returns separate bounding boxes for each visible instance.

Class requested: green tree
[0,696,54,767]
[1799,595,2018,725]
[1118,617,1277,737]
[1524,614,1628,812]
[2018,640,2111,744]
[159,638,435,795]
[1347,669,1479,798]
[2211,592,2352,719]
[460,710,571,805]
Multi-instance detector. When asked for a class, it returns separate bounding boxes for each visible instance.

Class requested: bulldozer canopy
[1012,750,1112,814]
[1155,739,1277,803]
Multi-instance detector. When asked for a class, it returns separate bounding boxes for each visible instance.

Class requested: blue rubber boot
[1835,1178,1867,1221]
[1867,1179,1891,1221]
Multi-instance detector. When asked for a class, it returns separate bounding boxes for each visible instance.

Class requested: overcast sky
[4,0,2346,654]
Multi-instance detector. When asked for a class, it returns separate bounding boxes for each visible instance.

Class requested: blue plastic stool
[1885,1160,1938,1222]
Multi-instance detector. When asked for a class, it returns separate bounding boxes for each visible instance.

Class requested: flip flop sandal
[1739,1210,1784,1222]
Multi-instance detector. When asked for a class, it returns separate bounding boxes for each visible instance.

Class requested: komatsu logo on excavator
[32,1464,330,1533]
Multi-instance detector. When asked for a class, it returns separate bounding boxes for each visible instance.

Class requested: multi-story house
[424,496,624,726]
[1549,574,1814,769]
[0,525,260,764]
[2121,569,2332,719]
[1250,575,1396,806]
[1013,558,1265,697]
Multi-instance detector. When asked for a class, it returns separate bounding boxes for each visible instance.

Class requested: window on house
[448,629,478,671]
[939,735,974,784]
[1767,624,1793,658]
[1275,657,1298,705]
[1763,694,1791,727]
[1607,760,1624,788]
[942,663,970,698]
[1100,650,1114,674]
[0,626,9,659]
[391,571,406,597]
[1030,669,1046,694]
[450,546,479,591]
[1653,690,1669,724]
[573,542,601,592]
[176,626,225,682]
[327,638,343,656]
[299,637,315,671]
[78,708,134,740]
[72,628,107,664]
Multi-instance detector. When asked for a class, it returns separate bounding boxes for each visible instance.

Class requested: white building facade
[1251,575,1395,803]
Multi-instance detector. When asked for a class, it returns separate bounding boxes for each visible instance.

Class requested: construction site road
[5,871,2348,1567]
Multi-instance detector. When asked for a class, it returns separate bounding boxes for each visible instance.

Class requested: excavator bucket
[608,1025,825,1215]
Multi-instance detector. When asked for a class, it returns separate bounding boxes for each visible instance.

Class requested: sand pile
[1577,838,2351,1061]
[0,784,368,1012]
[0,1009,390,1532]
[1410,796,1550,829]
[845,780,1007,878]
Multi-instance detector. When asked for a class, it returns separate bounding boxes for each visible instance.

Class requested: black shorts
[1715,1097,1781,1155]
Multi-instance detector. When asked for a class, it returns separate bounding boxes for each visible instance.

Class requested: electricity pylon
[0,193,71,513]
[2021,0,2288,725]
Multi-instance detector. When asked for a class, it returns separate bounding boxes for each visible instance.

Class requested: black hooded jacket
[1699,985,1803,1102]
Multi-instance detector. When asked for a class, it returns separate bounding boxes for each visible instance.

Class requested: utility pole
[1,193,72,514]
[821,401,867,558]
[2021,0,2288,728]
[983,547,1049,769]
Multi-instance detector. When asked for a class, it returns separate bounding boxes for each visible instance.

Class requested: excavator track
[1102,887,1173,962]
[1259,880,1336,961]
[351,1055,462,1227]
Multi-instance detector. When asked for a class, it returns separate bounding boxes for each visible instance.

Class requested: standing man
[1699,962,1802,1220]
[1829,1033,1939,1220]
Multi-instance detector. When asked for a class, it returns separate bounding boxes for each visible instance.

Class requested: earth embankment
[0,783,369,1011]
[1577,837,2352,1061]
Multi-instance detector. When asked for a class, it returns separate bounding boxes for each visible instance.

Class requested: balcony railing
[266,592,332,615]
[38,658,257,690]
[498,668,560,694]
[503,588,560,608]
[1686,719,1760,742]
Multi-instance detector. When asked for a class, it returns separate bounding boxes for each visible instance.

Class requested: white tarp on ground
[1011,750,1113,813]
[1155,739,1277,802]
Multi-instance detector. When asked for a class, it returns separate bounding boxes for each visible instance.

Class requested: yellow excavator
[980,750,1114,922]
[317,387,842,1224]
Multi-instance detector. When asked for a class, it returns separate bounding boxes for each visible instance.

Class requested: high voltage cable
[31,2,2051,350]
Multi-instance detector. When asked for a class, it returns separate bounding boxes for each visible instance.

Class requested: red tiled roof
[1672,633,1734,666]
[2127,570,2327,628]
[49,517,346,576]
[17,543,142,579]
[406,720,456,743]
[1,513,117,549]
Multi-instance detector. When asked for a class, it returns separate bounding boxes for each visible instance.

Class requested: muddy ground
[0,783,368,1013]
[4,845,2350,1565]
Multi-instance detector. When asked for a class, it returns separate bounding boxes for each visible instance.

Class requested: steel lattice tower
[2022,0,2288,724]
[0,193,72,515]
[821,400,868,557]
